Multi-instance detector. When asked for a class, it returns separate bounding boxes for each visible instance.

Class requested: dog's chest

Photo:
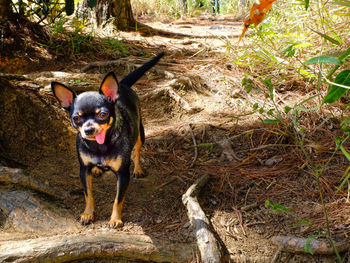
[79,152,122,172]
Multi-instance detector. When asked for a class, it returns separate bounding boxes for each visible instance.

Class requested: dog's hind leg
[132,134,144,178]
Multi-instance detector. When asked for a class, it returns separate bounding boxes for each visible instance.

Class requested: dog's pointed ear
[51,82,76,111]
[99,72,119,103]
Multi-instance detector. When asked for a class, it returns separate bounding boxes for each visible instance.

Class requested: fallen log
[182,174,223,263]
[272,235,350,255]
[0,232,196,263]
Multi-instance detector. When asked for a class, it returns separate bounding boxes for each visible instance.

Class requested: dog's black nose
[84,126,95,136]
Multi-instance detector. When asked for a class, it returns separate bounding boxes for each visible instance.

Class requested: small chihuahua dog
[52,53,164,227]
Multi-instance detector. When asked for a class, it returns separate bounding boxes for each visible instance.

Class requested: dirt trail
[1,15,348,262]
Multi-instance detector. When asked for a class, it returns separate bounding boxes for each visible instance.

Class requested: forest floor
[1,13,350,262]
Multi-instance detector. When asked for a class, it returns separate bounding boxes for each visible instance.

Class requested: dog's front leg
[109,166,130,228]
[80,166,95,225]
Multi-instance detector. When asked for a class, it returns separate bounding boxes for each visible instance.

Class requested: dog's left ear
[99,72,119,103]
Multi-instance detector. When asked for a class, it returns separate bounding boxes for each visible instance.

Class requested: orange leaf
[238,0,277,43]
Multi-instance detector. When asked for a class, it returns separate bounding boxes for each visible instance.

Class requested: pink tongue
[95,130,106,144]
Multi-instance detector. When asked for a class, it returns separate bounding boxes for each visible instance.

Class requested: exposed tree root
[271,235,350,255]
[188,124,198,168]
[182,174,223,263]
[0,166,61,199]
[135,22,192,38]
[81,59,175,79]
[0,232,196,262]
[141,86,201,114]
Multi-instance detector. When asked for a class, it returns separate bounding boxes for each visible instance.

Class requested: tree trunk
[111,0,136,31]
[0,0,11,19]
[78,0,136,31]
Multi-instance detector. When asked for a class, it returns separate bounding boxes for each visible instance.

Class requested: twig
[241,202,258,212]
[237,144,295,152]
[167,87,199,113]
[189,124,198,168]
[182,174,222,263]
[271,236,350,255]
[232,206,246,236]
[155,176,182,190]
[270,247,281,263]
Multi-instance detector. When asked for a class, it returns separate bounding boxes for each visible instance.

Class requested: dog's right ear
[99,72,119,103]
[51,82,76,111]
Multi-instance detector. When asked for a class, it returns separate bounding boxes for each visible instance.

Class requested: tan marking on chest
[104,156,122,172]
[80,152,94,166]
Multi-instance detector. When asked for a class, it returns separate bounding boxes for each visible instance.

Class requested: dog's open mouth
[81,128,106,144]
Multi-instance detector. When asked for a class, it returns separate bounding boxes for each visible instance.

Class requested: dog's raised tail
[120,52,165,88]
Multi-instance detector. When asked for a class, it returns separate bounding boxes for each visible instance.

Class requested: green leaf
[323,70,350,104]
[284,106,292,114]
[253,103,259,111]
[259,108,264,114]
[264,119,279,124]
[267,109,274,115]
[304,56,340,65]
[271,203,290,214]
[292,220,311,226]
[332,0,350,7]
[305,0,310,10]
[305,235,321,254]
[283,45,296,57]
[336,165,350,193]
[264,78,273,99]
[246,84,253,93]
[309,28,341,45]
[340,145,350,162]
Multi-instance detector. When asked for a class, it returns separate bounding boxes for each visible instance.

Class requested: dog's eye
[97,111,109,120]
[73,115,81,124]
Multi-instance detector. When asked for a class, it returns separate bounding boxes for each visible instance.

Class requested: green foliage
[323,70,350,103]
[309,28,341,46]
[304,234,322,254]
[265,199,290,214]
[304,56,340,65]
[10,0,67,24]
[99,38,130,57]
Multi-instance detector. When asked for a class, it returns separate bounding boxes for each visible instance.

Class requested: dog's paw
[133,168,146,178]
[80,213,94,225]
[91,166,103,178]
[108,218,123,228]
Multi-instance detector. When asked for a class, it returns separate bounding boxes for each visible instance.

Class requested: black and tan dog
[52,53,164,227]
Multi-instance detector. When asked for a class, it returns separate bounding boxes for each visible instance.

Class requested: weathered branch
[271,235,350,255]
[0,232,196,263]
[182,174,222,263]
